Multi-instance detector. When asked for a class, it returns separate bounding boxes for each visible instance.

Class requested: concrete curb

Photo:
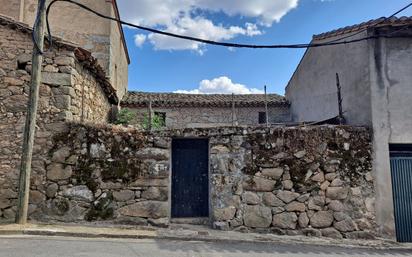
[1,224,411,251]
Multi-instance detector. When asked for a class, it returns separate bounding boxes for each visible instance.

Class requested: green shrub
[114,108,134,125]
[142,113,165,130]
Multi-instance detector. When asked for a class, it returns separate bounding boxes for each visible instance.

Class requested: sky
[117,0,412,95]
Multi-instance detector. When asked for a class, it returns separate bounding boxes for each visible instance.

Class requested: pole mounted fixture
[16,0,47,224]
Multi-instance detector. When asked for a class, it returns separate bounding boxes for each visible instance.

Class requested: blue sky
[118,0,412,95]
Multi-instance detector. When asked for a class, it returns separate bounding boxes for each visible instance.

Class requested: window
[154,112,166,127]
[258,112,267,124]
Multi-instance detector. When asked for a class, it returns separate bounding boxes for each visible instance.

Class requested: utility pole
[231,93,235,126]
[335,73,344,125]
[16,0,47,224]
[264,85,269,127]
[147,99,153,131]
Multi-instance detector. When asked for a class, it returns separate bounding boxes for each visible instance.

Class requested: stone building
[0,0,130,99]
[0,7,406,243]
[285,17,412,241]
[0,14,118,220]
[121,92,291,129]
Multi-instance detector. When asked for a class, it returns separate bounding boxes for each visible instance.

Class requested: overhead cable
[44,0,412,51]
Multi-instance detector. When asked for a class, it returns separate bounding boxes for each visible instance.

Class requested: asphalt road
[0,236,411,257]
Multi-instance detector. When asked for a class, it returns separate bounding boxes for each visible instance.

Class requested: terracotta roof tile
[313,16,412,40]
[121,91,289,108]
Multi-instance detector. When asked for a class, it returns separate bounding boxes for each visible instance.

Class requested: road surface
[0,236,411,257]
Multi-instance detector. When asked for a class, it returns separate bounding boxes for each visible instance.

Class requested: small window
[154,112,166,127]
[258,112,267,124]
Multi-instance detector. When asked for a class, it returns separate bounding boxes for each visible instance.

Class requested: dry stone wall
[209,126,375,239]
[12,122,376,240]
[32,123,170,227]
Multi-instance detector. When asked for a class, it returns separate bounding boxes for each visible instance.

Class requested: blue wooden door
[172,139,209,218]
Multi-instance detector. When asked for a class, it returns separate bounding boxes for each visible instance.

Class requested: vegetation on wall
[142,113,166,130]
[114,108,135,125]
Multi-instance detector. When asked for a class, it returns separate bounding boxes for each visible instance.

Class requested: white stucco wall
[285,32,372,126]
[369,34,412,238]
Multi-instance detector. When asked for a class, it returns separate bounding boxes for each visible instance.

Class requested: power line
[43,0,412,52]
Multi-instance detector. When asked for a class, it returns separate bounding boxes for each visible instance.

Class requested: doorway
[390,144,412,242]
[171,139,209,218]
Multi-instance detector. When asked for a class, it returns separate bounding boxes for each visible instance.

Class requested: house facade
[121,92,291,129]
[0,0,130,99]
[0,0,411,242]
[285,17,412,240]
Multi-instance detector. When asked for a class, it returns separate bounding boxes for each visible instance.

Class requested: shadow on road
[153,239,412,256]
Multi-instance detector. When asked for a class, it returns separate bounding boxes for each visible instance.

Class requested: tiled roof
[121,91,289,108]
[0,15,118,104]
[313,16,412,40]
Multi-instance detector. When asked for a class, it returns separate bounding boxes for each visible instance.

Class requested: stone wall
[10,121,376,240]
[71,62,112,123]
[208,126,374,239]
[128,106,291,129]
[30,123,170,226]
[0,23,113,221]
[2,0,129,98]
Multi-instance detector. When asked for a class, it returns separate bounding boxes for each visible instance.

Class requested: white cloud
[134,34,147,47]
[117,0,298,53]
[174,76,263,94]
[195,0,299,26]
[147,17,262,54]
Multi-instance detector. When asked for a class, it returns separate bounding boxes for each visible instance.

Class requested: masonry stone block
[41,72,72,86]
[118,201,168,219]
[244,205,272,228]
[273,212,298,229]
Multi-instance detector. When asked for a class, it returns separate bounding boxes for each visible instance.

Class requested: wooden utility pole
[147,99,153,131]
[16,0,47,224]
[264,85,269,127]
[231,93,235,126]
[335,73,344,125]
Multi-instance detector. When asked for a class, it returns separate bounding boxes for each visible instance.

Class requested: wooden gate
[390,144,412,242]
[171,139,209,218]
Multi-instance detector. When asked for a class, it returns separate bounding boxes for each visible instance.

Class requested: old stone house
[0,13,377,238]
[0,4,408,243]
[0,14,118,219]
[0,0,130,99]
[285,17,412,241]
[121,92,291,129]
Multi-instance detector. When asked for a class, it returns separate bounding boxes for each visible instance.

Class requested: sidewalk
[0,223,411,250]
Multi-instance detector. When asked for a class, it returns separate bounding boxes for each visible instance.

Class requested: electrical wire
[44,0,412,51]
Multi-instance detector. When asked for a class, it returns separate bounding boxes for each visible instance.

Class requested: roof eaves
[120,91,289,108]
[312,16,412,41]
